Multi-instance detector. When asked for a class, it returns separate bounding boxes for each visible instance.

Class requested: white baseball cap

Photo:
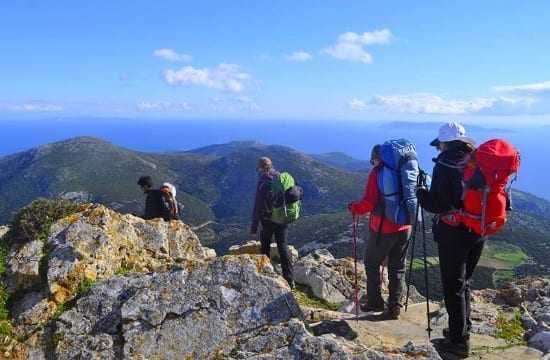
[430,122,475,147]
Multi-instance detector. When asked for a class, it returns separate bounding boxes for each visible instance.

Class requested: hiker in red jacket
[348,145,412,319]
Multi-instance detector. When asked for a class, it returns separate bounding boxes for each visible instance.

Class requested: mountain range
[0,136,548,293]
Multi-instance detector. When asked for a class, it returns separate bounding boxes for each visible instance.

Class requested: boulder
[293,249,366,304]
[499,283,524,306]
[228,240,299,263]
[44,204,215,303]
[11,291,56,331]
[53,255,303,359]
[0,226,8,239]
[529,331,550,354]
[5,240,44,293]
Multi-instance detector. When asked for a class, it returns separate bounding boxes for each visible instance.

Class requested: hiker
[250,157,295,288]
[348,143,416,320]
[416,122,479,357]
[137,176,170,221]
[160,182,182,221]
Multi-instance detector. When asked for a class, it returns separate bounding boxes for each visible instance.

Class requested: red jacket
[351,166,412,234]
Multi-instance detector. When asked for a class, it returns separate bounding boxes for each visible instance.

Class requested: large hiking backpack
[457,139,520,236]
[377,139,420,225]
[271,172,303,225]
[160,183,180,221]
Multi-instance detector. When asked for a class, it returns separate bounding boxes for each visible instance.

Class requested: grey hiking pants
[364,228,412,307]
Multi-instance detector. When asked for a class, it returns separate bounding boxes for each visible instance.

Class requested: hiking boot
[435,338,470,358]
[381,304,401,320]
[360,302,385,313]
[443,328,470,340]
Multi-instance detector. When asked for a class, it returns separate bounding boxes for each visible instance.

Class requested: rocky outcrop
[293,249,366,304]
[5,240,44,293]
[519,278,550,354]
[228,240,299,263]
[5,204,215,305]
[51,255,301,359]
[2,204,547,359]
[4,204,217,344]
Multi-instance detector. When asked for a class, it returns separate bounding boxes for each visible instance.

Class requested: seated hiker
[348,144,416,320]
[160,182,182,221]
[137,176,170,221]
[250,157,296,289]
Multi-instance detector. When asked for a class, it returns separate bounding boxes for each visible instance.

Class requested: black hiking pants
[260,220,293,282]
[435,221,485,343]
[364,228,412,307]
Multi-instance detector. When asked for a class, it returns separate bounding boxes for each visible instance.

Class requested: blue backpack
[377,139,419,225]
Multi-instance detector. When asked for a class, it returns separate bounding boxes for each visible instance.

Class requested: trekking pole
[421,207,433,338]
[352,214,360,320]
[419,174,433,339]
[404,176,422,312]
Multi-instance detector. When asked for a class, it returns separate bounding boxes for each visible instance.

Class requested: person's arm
[250,180,264,234]
[350,169,379,215]
[417,163,454,214]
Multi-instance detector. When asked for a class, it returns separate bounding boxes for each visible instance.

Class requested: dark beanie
[371,145,381,161]
[137,176,153,187]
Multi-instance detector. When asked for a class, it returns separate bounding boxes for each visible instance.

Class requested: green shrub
[495,310,525,345]
[292,284,341,312]
[77,278,95,296]
[10,198,81,245]
[0,320,12,337]
[115,262,133,276]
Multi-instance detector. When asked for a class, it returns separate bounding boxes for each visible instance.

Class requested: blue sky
[1,0,550,124]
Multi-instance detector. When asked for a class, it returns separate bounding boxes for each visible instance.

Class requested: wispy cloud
[137,101,191,112]
[210,96,261,113]
[324,29,392,64]
[284,51,313,62]
[348,98,368,111]
[153,48,192,62]
[493,80,550,95]
[0,101,63,112]
[350,93,536,115]
[163,63,252,93]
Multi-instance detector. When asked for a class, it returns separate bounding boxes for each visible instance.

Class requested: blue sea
[1,118,549,201]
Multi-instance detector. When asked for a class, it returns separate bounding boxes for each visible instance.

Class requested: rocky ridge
[0,204,548,359]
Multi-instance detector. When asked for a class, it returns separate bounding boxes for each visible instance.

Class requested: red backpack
[449,139,520,236]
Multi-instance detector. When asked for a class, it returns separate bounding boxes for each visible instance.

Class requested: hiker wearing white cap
[416,122,480,358]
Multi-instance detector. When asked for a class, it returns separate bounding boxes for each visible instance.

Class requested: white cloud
[163,63,252,93]
[0,102,63,112]
[284,51,313,62]
[137,101,191,112]
[493,80,550,95]
[351,93,536,115]
[153,48,192,62]
[348,98,367,111]
[324,29,392,64]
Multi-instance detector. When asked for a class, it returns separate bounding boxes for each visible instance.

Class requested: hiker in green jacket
[250,157,295,288]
